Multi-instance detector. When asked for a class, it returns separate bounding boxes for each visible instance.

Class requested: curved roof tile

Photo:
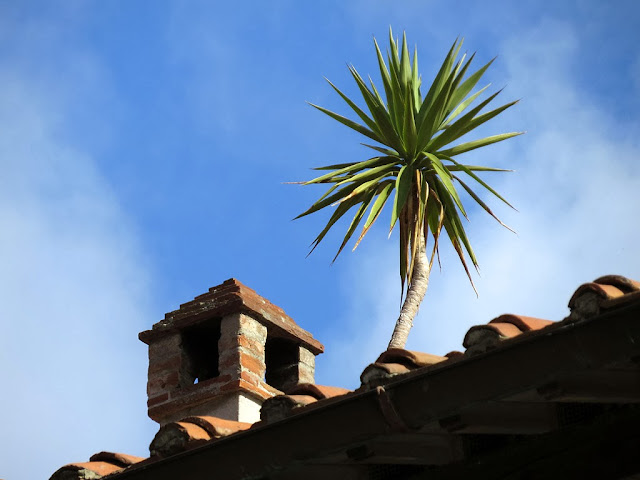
[463,322,524,355]
[360,362,412,387]
[88,452,145,467]
[569,275,640,321]
[50,461,124,480]
[569,283,625,306]
[287,383,350,400]
[260,394,318,423]
[360,349,449,388]
[593,274,640,293]
[180,416,251,438]
[489,314,554,332]
[376,348,448,368]
[150,421,211,458]
[259,384,354,424]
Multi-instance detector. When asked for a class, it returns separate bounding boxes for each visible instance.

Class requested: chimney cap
[139,278,324,355]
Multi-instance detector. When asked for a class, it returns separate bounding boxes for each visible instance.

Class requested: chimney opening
[181,318,221,385]
[265,336,299,391]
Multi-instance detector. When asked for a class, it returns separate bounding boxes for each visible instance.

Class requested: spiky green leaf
[298,28,520,304]
[309,102,381,143]
[438,132,523,157]
[390,164,413,233]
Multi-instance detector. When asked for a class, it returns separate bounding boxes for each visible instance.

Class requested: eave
[111,297,640,479]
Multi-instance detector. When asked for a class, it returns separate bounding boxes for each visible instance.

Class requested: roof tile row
[50,274,640,479]
[50,452,145,480]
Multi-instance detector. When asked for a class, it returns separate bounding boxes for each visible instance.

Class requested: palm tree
[296,30,522,349]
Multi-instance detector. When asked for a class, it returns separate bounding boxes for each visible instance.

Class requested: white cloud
[319,20,640,389]
[0,47,156,480]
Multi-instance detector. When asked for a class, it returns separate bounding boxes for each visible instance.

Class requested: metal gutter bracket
[375,386,410,433]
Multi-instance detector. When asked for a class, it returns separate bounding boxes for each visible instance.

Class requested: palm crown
[297,30,521,298]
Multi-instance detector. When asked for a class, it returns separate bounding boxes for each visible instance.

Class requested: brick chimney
[139,279,324,425]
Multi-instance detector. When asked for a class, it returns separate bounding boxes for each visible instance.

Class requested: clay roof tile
[359,349,450,388]
[371,362,412,376]
[569,282,625,307]
[376,348,449,368]
[593,274,640,293]
[287,384,351,400]
[360,362,411,387]
[463,322,524,356]
[149,421,212,458]
[489,314,554,332]
[180,416,252,438]
[568,275,640,321]
[88,452,145,468]
[445,350,464,359]
[49,461,123,480]
[470,322,523,340]
[260,394,318,423]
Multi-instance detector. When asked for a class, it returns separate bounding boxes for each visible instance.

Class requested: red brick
[237,380,273,400]
[238,352,265,376]
[240,370,262,387]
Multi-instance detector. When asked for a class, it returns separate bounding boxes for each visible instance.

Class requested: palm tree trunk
[387,230,431,349]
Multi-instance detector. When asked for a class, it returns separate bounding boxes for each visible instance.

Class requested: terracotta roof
[360,349,449,387]
[463,314,552,356]
[568,274,640,318]
[49,452,145,480]
[49,274,640,479]
[462,274,640,356]
[107,280,640,478]
[260,383,352,423]
[268,274,640,415]
[150,416,252,458]
[287,383,351,399]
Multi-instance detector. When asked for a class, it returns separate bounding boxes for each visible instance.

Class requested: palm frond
[297,28,521,297]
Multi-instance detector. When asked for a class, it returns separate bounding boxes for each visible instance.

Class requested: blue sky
[1,1,639,478]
